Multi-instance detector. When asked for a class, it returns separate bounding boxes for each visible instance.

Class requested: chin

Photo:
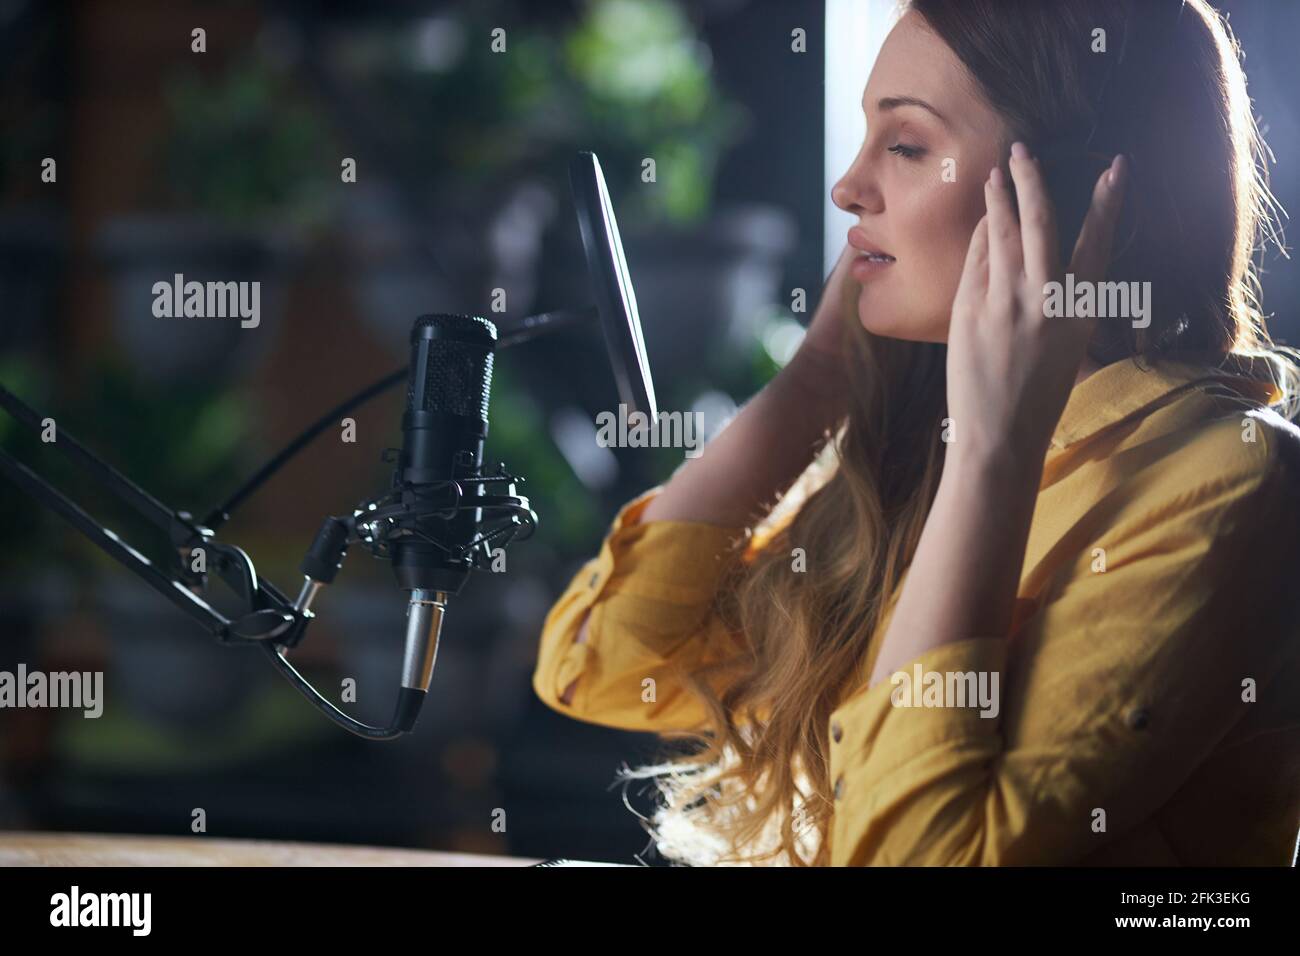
[856,297,946,343]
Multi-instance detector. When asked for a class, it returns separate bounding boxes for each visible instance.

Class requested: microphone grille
[407,314,497,420]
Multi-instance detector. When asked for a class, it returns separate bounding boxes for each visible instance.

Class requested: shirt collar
[1049,354,1283,451]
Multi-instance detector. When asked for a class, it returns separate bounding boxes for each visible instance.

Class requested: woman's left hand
[945,142,1127,464]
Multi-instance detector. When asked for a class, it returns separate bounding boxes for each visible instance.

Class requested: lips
[848,226,895,262]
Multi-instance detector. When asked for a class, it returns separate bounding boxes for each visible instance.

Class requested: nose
[832,142,883,218]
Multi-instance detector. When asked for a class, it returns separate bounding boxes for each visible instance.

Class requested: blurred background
[0,0,1297,864]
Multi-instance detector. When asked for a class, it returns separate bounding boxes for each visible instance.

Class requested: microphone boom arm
[0,383,300,647]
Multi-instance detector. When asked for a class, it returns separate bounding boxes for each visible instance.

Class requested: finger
[1068,154,1128,282]
[1007,142,1060,285]
[953,215,990,307]
[984,164,1023,296]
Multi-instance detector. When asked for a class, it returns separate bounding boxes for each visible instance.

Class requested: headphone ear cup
[1036,147,1114,269]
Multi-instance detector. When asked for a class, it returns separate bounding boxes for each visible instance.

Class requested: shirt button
[1126,707,1151,731]
[834,774,844,800]
[830,721,843,743]
[588,572,599,588]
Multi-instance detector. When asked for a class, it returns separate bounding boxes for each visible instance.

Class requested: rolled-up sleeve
[828,449,1300,865]
[532,485,751,733]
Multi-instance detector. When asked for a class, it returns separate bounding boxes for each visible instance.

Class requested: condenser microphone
[390,313,498,699]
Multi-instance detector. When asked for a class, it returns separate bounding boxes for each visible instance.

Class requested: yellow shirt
[532,357,1300,865]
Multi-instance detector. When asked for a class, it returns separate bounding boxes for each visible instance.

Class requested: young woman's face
[832,10,1010,343]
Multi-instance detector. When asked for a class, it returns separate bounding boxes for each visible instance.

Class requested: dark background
[0,0,1296,864]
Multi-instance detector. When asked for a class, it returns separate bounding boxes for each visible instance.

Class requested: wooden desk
[0,831,543,866]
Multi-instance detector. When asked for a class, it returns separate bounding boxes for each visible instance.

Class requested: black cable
[201,367,406,532]
[261,642,424,740]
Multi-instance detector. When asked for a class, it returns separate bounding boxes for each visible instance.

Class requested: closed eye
[887,143,925,160]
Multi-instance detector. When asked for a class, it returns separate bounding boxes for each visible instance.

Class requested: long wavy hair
[619,0,1300,866]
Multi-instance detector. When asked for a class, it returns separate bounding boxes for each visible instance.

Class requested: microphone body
[392,313,498,596]
[292,312,507,732]
[391,314,497,699]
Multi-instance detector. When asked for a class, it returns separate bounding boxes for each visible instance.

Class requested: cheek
[904,179,987,290]
[860,177,989,341]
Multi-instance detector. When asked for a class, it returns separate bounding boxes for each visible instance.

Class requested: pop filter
[569,151,657,421]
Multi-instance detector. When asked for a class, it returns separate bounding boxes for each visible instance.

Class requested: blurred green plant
[366,0,748,225]
[159,56,335,229]
[563,0,742,221]
[86,358,250,502]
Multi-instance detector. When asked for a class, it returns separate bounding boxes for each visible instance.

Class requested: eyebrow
[869,95,951,128]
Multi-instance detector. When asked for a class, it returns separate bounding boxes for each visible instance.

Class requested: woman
[533,0,1300,865]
